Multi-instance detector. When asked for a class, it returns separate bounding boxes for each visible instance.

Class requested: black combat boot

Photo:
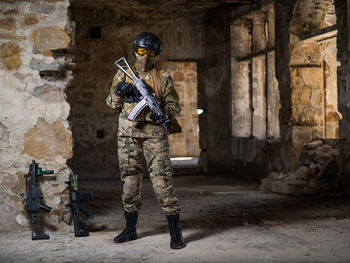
[166,214,186,249]
[113,212,138,243]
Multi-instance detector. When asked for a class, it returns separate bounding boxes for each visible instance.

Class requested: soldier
[106,32,185,249]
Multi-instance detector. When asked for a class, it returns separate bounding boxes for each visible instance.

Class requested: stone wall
[67,5,205,175]
[0,0,73,230]
[289,0,339,168]
[229,3,281,178]
[290,0,336,36]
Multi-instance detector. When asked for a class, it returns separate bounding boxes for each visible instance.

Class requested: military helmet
[133,32,163,55]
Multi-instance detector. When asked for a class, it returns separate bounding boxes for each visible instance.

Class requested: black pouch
[168,118,182,134]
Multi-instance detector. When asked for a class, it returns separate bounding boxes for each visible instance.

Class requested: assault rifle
[114,56,171,134]
[24,160,54,240]
[66,174,93,237]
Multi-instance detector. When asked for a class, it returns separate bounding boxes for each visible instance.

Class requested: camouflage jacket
[106,62,181,138]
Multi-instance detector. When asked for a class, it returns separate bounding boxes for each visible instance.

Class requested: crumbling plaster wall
[0,0,73,230]
[67,6,206,175]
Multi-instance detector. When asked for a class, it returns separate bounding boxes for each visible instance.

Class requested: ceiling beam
[69,0,257,8]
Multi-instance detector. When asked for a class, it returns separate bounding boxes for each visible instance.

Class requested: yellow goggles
[136,47,157,57]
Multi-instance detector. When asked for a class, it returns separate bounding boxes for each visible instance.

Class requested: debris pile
[260,140,340,195]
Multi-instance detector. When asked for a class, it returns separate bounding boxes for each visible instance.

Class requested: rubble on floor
[260,140,340,195]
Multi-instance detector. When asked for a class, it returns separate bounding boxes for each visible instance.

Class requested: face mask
[135,52,157,72]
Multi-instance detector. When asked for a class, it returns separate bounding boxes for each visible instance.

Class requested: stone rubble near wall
[260,139,340,195]
[0,0,73,231]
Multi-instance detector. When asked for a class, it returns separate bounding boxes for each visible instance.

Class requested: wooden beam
[300,25,337,42]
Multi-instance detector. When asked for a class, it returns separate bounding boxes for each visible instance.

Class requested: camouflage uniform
[106,62,181,216]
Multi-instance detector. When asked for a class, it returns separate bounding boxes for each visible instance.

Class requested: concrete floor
[1,175,350,263]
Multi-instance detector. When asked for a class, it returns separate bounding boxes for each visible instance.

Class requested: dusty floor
[1,175,350,263]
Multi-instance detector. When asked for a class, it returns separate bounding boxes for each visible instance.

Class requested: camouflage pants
[117,136,180,216]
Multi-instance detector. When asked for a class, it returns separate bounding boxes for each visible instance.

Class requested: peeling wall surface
[0,0,73,229]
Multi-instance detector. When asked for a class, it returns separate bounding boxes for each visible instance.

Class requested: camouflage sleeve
[106,69,126,110]
[161,71,181,118]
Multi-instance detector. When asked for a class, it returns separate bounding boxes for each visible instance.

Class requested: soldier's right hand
[114,82,142,103]
[114,82,140,97]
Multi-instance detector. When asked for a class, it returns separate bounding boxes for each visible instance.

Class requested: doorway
[158,61,200,168]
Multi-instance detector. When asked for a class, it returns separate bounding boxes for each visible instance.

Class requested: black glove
[150,113,162,123]
[150,113,169,124]
[114,82,141,103]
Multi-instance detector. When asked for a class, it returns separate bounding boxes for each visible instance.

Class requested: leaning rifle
[66,174,93,237]
[114,56,170,134]
[24,160,54,240]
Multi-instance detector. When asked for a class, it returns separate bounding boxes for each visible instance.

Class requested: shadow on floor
[78,176,350,244]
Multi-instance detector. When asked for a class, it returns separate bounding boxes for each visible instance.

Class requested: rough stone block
[22,118,73,161]
[259,178,272,192]
[292,86,312,104]
[292,126,313,142]
[306,140,323,149]
[292,103,323,125]
[22,14,39,26]
[302,178,330,194]
[322,139,339,148]
[30,4,56,14]
[0,33,12,39]
[0,17,16,31]
[173,71,185,82]
[314,150,333,164]
[4,9,19,16]
[14,36,25,41]
[299,150,315,164]
[290,41,322,66]
[15,214,29,227]
[33,27,70,51]
[271,181,307,195]
[293,165,310,180]
[268,171,289,181]
[292,67,323,87]
[0,42,21,70]
[34,85,65,103]
[29,58,61,72]
[43,51,53,57]
[316,144,334,153]
[316,159,339,180]
[0,122,10,150]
